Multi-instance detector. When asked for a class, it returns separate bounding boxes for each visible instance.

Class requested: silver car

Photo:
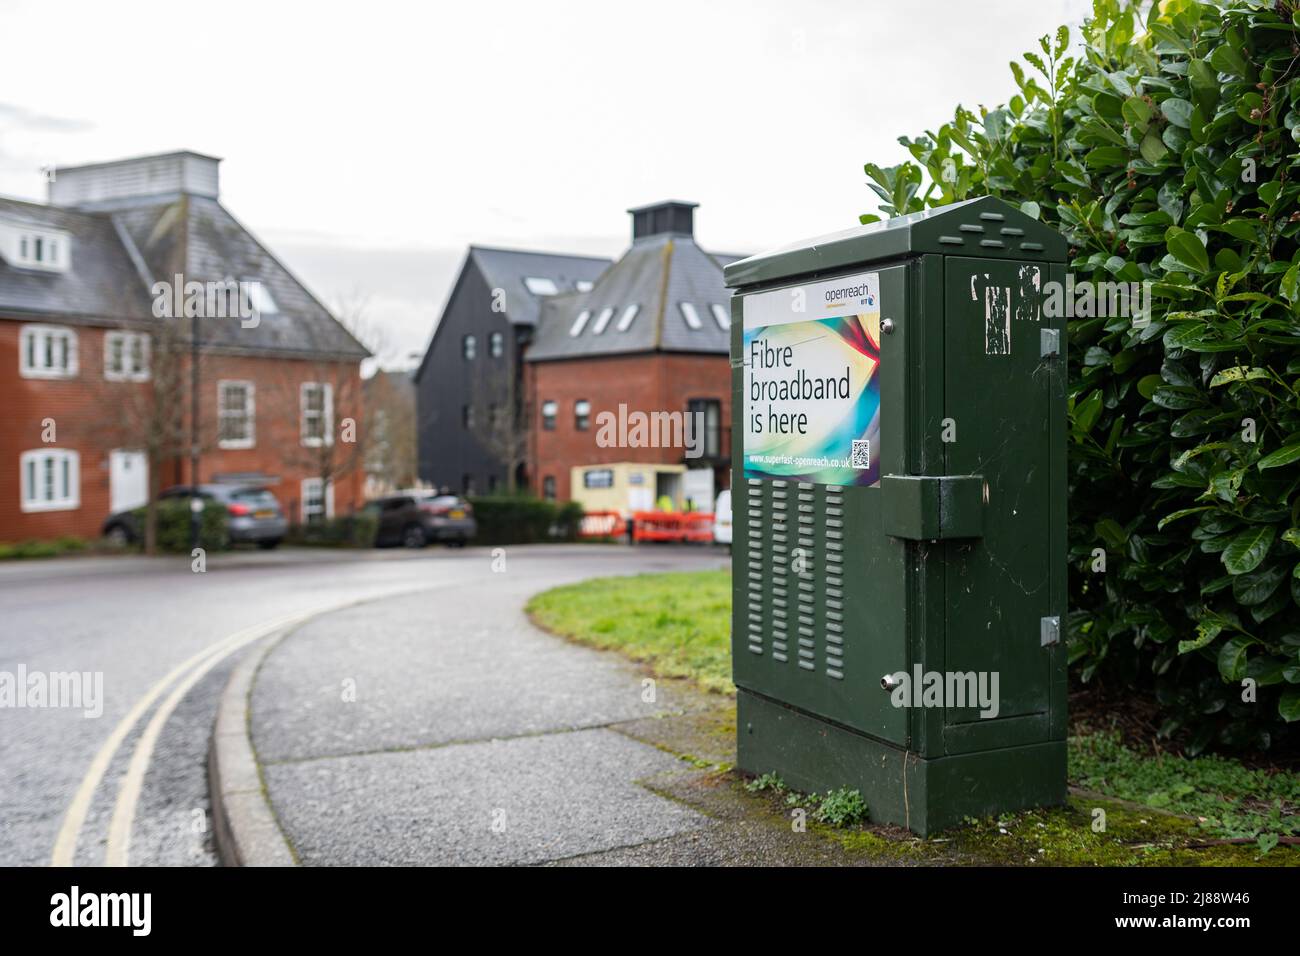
[102,483,287,549]
[211,486,288,548]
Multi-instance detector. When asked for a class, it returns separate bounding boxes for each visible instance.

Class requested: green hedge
[860,0,1300,749]
[467,496,585,545]
[0,537,88,561]
[132,500,229,553]
[287,514,378,548]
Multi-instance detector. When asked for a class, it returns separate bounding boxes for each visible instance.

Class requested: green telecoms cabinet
[723,196,1069,835]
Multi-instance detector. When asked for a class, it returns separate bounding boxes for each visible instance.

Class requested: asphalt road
[0,543,725,867]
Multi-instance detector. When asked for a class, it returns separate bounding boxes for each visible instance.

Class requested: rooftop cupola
[627,200,697,242]
[48,150,221,207]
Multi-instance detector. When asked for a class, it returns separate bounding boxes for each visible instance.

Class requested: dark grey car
[102,484,288,548]
[364,493,476,548]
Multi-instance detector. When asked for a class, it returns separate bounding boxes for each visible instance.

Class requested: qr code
[851,439,870,470]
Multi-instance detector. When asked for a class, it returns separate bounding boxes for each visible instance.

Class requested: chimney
[48,150,221,207]
[627,200,697,242]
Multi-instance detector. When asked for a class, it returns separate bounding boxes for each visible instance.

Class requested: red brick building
[0,151,369,543]
[525,202,735,511]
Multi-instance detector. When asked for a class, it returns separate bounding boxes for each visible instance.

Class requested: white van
[713,489,732,546]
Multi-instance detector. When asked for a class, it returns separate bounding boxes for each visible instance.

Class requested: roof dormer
[0,221,71,273]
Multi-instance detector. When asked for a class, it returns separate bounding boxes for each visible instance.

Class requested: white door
[683,467,715,512]
[109,450,148,513]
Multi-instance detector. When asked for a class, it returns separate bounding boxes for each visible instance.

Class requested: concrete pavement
[238,546,728,865]
[222,544,896,866]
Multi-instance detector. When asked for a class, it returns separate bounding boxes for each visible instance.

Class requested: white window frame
[679,302,703,330]
[103,331,151,382]
[19,324,78,379]
[8,228,70,272]
[710,303,731,330]
[300,382,335,448]
[19,448,80,513]
[300,477,334,523]
[217,380,256,449]
[574,399,591,430]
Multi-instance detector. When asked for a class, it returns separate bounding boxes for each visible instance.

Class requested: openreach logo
[882,666,1000,719]
[150,274,266,329]
[50,887,151,936]
[0,666,102,718]
[595,403,709,459]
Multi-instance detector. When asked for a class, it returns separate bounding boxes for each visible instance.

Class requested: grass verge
[526,569,732,693]
[528,568,1299,861]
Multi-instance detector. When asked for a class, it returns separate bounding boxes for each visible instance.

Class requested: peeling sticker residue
[969,266,1045,356]
[1015,265,1043,324]
[983,279,1011,355]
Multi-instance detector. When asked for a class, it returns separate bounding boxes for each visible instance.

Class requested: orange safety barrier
[682,512,715,543]
[631,511,715,543]
[578,510,624,539]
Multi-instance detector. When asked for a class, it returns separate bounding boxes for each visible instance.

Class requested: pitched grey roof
[525,235,734,361]
[0,190,369,359]
[0,196,152,322]
[111,194,369,358]
[468,246,611,327]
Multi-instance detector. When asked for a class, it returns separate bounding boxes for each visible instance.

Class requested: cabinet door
[731,263,909,746]
[942,257,1054,749]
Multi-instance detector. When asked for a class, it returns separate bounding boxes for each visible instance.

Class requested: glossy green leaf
[1217,635,1251,680]
[1222,525,1275,575]
[1166,228,1210,273]
[1161,97,1194,128]
[1258,444,1300,471]
[1280,689,1300,723]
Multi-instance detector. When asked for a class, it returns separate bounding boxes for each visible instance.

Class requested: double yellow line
[51,587,433,867]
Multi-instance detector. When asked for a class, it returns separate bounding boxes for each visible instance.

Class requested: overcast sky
[0,0,1091,368]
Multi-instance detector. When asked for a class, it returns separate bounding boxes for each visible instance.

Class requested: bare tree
[78,290,218,554]
[364,371,418,494]
[265,295,379,522]
[266,363,365,523]
[470,361,527,494]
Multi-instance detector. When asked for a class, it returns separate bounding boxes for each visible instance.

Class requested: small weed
[745,771,787,794]
[813,788,869,828]
[757,782,869,828]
